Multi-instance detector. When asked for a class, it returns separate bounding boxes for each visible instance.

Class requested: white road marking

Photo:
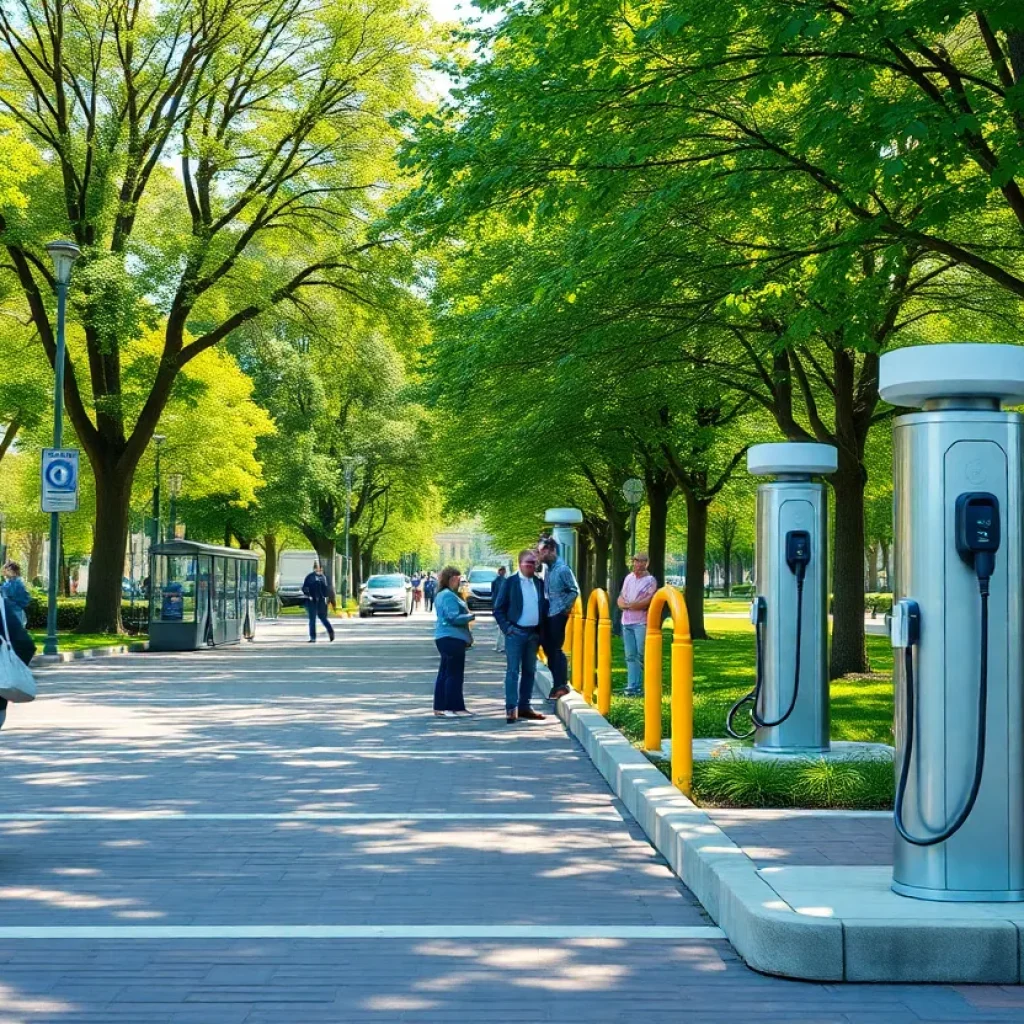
[0,811,620,822]
[0,747,578,758]
[0,924,725,940]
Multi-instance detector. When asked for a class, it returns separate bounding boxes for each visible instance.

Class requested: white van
[277,550,341,606]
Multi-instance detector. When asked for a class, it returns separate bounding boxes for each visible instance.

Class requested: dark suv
[464,567,501,611]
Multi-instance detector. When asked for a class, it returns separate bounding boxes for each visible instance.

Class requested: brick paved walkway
[0,613,1019,1021]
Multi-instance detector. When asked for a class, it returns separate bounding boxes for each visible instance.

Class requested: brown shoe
[518,707,546,721]
[548,687,570,700]
[506,708,518,723]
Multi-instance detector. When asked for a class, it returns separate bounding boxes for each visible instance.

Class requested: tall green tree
[0,0,430,630]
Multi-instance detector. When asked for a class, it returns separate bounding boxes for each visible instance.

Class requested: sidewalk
[0,614,1013,1019]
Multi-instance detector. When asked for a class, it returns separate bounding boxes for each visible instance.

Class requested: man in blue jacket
[302,562,335,642]
[493,550,547,723]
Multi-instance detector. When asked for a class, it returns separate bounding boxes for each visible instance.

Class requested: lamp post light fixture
[151,435,166,547]
[42,240,81,657]
[167,473,183,541]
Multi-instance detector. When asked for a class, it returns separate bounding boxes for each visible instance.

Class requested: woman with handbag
[433,565,475,718]
[2,562,31,626]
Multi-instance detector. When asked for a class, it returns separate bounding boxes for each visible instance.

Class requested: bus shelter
[148,541,258,651]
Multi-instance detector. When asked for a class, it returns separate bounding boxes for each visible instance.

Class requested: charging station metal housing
[881,344,1024,902]
[544,508,583,577]
[748,443,837,754]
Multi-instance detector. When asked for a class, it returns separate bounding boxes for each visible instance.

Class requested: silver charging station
[544,508,583,577]
[726,443,836,754]
[881,344,1024,902]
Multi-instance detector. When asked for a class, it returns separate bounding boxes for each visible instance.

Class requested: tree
[0,0,430,630]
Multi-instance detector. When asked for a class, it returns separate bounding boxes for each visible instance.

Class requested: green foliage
[25,599,143,632]
[688,756,894,810]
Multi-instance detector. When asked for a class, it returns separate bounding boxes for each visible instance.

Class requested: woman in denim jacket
[433,565,475,718]
[1,563,31,627]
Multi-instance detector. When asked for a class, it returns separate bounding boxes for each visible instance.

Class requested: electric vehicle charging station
[544,508,583,576]
[726,442,837,754]
[881,343,1024,903]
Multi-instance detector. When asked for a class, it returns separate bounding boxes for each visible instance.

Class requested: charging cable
[893,492,997,847]
[726,531,811,738]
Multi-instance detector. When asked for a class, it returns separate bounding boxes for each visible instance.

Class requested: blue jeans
[622,622,646,694]
[307,599,334,641]
[503,628,540,711]
[434,637,467,711]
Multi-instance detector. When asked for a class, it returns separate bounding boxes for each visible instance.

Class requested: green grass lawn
[603,615,897,808]
[29,632,146,652]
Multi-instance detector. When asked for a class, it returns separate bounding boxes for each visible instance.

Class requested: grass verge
[29,632,146,653]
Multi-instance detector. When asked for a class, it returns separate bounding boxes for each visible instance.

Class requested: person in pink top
[617,553,658,696]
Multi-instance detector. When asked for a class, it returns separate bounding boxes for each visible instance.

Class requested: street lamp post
[151,435,166,546]
[167,473,183,541]
[341,456,364,606]
[43,240,81,657]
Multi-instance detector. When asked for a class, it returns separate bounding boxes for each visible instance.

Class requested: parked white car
[359,574,413,617]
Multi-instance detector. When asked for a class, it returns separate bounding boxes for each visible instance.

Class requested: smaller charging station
[881,343,1024,902]
[726,442,837,754]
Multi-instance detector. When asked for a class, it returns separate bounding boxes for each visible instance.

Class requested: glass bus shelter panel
[151,555,198,623]
[197,556,212,626]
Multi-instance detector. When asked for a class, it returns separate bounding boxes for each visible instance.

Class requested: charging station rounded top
[544,507,584,525]
[747,443,838,477]
[879,344,1024,408]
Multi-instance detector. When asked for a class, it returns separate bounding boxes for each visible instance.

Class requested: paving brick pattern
[708,809,894,867]
[0,614,1012,1020]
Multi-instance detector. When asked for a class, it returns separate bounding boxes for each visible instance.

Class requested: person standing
[433,566,475,718]
[423,573,437,613]
[618,552,659,696]
[537,537,579,700]
[493,550,547,723]
[0,596,34,731]
[1,563,31,627]
[491,566,507,652]
[302,562,335,643]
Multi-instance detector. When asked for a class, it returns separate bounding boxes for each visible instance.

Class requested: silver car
[359,574,413,617]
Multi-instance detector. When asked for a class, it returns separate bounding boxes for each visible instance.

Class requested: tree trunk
[262,534,279,593]
[27,532,44,582]
[78,468,133,633]
[313,537,337,594]
[880,539,891,590]
[591,522,610,594]
[609,515,629,615]
[830,454,869,677]
[684,491,709,640]
[224,525,233,548]
[576,528,592,604]
[866,542,879,593]
[350,535,363,597]
[722,539,733,596]
[360,544,373,584]
[59,534,70,597]
[646,476,671,587]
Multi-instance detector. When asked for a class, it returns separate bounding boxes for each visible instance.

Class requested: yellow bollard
[582,589,612,712]
[642,586,694,796]
[570,595,584,691]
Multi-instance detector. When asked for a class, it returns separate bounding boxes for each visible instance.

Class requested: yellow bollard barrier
[582,589,612,713]
[642,585,694,796]
[570,595,584,691]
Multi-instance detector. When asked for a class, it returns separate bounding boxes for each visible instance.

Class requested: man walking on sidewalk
[537,537,578,700]
[493,551,547,723]
[302,562,335,643]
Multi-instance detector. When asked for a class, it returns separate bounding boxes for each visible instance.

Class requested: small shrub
[26,597,146,631]
[694,756,791,808]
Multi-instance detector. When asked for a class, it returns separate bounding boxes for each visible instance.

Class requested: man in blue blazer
[493,549,548,723]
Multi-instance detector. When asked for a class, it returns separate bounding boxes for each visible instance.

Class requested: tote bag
[0,599,36,703]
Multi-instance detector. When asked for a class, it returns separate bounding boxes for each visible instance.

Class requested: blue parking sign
[41,448,80,512]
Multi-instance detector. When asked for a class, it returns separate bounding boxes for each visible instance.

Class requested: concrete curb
[32,641,149,667]
[556,690,1024,983]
